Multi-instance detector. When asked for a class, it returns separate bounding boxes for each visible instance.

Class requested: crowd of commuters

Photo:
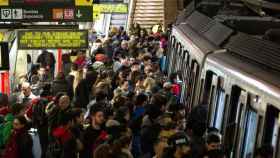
[0,25,273,158]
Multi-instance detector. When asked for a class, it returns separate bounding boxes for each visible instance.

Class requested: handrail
[242,0,280,11]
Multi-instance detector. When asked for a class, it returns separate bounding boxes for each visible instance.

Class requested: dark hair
[94,144,113,158]
[0,93,9,106]
[135,93,147,106]
[15,115,28,127]
[11,103,25,115]
[90,104,104,116]
[71,63,78,71]
[95,39,102,43]
[55,72,65,80]
[71,108,84,119]
[145,104,162,120]
[151,93,168,108]
[95,90,107,102]
[112,135,132,155]
[54,92,67,105]
[206,132,221,144]
[40,84,52,97]
[60,112,74,126]
[255,145,274,158]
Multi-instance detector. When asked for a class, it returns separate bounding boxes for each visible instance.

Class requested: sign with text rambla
[17,30,88,49]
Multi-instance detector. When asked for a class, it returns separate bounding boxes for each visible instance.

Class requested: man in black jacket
[81,105,106,158]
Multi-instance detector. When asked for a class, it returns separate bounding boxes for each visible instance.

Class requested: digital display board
[17,30,88,49]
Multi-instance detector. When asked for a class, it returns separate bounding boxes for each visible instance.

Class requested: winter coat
[81,126,108,158]
[0,114,14,148]
[51,79,72,97]
[37,52,56,69]
[2,129,34,158]
[47,104,72,134]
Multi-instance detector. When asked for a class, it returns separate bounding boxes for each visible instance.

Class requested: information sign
[92,3,127,20]
[0,6,92,22]
[92,3,128,13]
[0,0,8,6]
[17,30,88,49]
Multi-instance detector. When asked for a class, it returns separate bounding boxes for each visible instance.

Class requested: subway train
[166,10,280,158]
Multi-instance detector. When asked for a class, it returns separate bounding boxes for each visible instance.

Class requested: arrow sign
[76,9,82,18]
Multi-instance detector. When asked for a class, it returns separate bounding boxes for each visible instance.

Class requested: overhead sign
[0,0,8,6]
[17,30,89,49]
[75,0,93,6]
[93,3,127,13]
[0,6,92,21]
[92,3,127,20]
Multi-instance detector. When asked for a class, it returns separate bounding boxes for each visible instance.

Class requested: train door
[223,85,242,157]
[233,90,248,158]
[263,104,280,157]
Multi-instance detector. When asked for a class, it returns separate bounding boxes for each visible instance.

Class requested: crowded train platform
[0,0,280,158]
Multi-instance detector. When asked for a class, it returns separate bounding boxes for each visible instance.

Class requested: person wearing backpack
[47,112,77,158]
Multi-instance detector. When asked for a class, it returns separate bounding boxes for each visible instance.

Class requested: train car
[167,6,280,158]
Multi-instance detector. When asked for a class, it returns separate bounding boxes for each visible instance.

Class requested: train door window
[241,95,258,158]
[272,118,279,147]
[189,60,200,108]
[180,51,188,103]
[202,71,214,104]
[212,77,227,131]
[168,38,177,75]
[263,105,280,150]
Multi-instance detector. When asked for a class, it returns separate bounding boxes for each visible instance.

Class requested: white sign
[12,9,23,19]
[1,9,11,19]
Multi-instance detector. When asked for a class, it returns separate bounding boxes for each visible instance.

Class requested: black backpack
[46,137,63,158]
[32,98,49,128]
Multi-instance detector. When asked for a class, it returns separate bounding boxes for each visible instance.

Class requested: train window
[213,90,227,130]
[212,77,227,131]
[188,60,200,108]
[241,97,258,158]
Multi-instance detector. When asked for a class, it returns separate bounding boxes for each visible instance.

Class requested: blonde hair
[73,69,83,93]
[143,77,156,93]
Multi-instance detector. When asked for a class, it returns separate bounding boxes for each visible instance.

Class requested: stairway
[128,0,180,31]
[110,14,128,29]
[130,0,165,29]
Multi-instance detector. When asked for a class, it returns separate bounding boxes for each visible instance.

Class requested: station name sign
[17,30,88,49]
